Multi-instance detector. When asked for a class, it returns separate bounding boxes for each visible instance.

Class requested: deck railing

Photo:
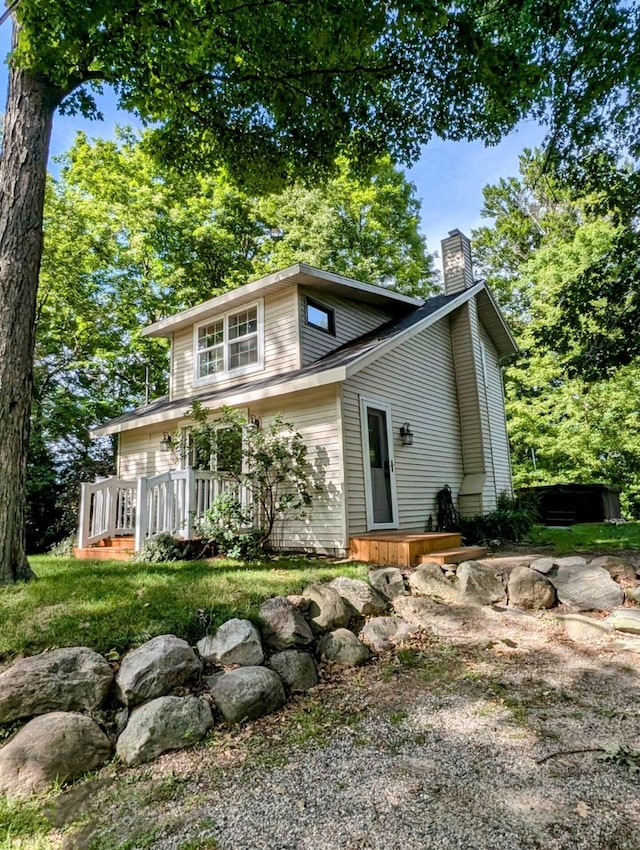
[78,477,137,549]
[79,469,253,552]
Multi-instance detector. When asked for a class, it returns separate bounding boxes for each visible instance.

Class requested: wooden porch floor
[349,530,486,567]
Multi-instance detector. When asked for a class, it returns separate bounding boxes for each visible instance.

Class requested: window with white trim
[195,301,262,381]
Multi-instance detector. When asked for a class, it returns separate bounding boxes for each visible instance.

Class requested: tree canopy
[473,149,640,516]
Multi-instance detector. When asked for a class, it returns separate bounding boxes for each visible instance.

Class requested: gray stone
[408,563,460,604]
[319,629,370,666]
[269,650,318,692]
[457,561,506,605]
[328,577,388,616]
[197,618,264,667]
[211,666,286,723]
[391,595,438,628]
[0,646,113,723]
[626,586,640,604]
[302,583,351,632]
[259,597,314,650]
[116,696,213,765]
[0,712,112,799]
[590,556,637,583]
[607,609,640,634]
[547,564,624,612]
[368,567,406,600]
[360,617,418,652]
[286,594,310,612]
[115,634,202,707]
[557,614,613,641]
[555,556,588,568]
[507,566,556,610]
[530,557,555,575]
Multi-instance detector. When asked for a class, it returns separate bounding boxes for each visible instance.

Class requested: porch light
[160,432,173,452]
[399,422,413,446]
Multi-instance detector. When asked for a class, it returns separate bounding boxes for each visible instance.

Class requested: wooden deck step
[419,546,487,565]
[73,546,134,561]
[349,531,463,567]
[94,536,135,549]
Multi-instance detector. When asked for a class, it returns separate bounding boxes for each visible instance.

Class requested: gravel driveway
[65,599,640,850]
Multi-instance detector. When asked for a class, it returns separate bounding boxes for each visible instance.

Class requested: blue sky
[1,22,543,258]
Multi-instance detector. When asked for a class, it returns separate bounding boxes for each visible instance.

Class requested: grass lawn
[525,521,640,554]
[0,555,367,662]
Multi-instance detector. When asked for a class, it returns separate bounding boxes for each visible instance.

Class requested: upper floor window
[195,301,263,382]
[305,297,335,335]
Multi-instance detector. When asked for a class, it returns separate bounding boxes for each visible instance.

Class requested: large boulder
[368,567,406,601]
[557,614,613,642]
[116,696,213,765]
[0,647,113,723]
[269,650,318,692]
[507,566,556,610]
[360,617,418,652]
[0,712,112,799]
[408,563,460,604]
[319,629,370,667]
[301,583,350,632]
[626,586,640,604]
[590,556,637,583]
[391,595,438,628]
[607,609,640,634]
[457,561,506,605]
[529,557,555,575]
[197,619,263,667]
[115,634,202,706]
[258,597,314,650]
[211,666,286,723]
[546,564,624,612]
[328,577,388,616]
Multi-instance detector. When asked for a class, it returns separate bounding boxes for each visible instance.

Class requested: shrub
[132,533,186,563]
[199,491,263,560]
[48,534,76,558]
[458,492,539,544]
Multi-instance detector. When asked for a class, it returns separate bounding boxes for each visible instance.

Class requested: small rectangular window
[195,301,261,381]
[306,297,335,335]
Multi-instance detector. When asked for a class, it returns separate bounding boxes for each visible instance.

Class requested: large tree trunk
[0,31,59,582]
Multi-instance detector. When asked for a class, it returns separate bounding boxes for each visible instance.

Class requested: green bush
[199,491,263,560]
[132,533,186,563]
[459,492,539,544]
[48,533,76,558]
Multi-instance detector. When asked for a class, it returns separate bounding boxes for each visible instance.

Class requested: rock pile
[1,553,638,798]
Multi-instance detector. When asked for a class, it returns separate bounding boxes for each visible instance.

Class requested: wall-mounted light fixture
[160,431,173,452]
[399,422,414,446]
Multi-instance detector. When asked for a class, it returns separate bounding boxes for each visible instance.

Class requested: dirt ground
[48,547,640,850]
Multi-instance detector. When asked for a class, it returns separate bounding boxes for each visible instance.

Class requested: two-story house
[76,230,517,562]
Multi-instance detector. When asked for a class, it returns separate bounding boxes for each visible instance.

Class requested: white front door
[360,397,398,530]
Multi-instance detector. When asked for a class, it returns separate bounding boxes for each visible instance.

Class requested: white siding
[255,386,345,553]
[171,287,300,399]
[299,287,394,365]
[118,428,176,479]
[479,325,513,507]
[116,386,345,554]
[342,319,464,535]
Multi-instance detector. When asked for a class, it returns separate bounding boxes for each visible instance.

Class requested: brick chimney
[441,229,474,295]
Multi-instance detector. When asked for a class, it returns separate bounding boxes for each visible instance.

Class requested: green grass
[0,555,366,662]
[525,521,640,554]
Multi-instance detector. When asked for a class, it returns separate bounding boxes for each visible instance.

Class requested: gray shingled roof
[92,292,460,432]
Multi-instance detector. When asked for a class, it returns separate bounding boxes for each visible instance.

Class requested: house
[76,229,517,562]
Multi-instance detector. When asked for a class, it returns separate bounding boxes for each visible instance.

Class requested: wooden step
[418,546,487,565]
[349,531,463,567]
[73,547,134,562]
[93,536,135,549]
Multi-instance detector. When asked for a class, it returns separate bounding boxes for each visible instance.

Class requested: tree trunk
[0,32,59,582]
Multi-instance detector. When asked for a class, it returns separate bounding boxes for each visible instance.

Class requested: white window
[195,301,263,382]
